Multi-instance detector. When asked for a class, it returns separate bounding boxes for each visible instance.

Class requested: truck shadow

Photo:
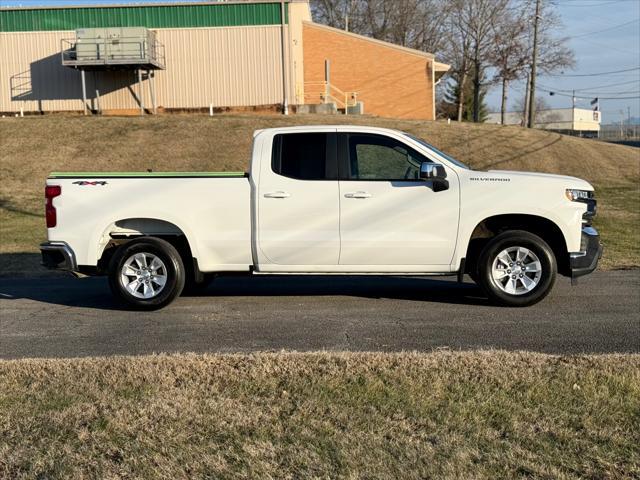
[188,275,489,305]
[0,275,490,310]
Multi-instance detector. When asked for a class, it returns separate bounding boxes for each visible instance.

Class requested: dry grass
[1,351,639,479]
[0,114,638,274]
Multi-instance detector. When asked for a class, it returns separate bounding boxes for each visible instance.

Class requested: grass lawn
[0,114,638,275]
[592,184,640,269]
[1,351,639,479]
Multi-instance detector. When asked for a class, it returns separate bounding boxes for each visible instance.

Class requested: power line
[575,35,640,56]
[538,80,640,93]
[538,86,640,100]
[566,18,639,39]
[579,90,640,95]
[540,86,640,96]
[547,66,640,77]
[559,0,639,6]
[572,80,639,92]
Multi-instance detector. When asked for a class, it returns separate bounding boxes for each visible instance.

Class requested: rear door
[256,130,340,268]
[337,132,459,267]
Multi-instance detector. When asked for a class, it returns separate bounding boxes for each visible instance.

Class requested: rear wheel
[476,230,556,307]
[108,237,185,310]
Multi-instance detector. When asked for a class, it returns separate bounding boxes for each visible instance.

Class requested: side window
[345,134,426,181]
[272,133,335,180]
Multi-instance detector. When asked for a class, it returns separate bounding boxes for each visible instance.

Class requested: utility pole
[571,89,575,131]
[527,0,541,128]
[620,110,624,139]
[523,72,531,127]
[280,0,289,115]
[472,43,480,123]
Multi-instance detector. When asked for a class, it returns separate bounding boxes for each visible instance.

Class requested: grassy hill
[1,114,638,274]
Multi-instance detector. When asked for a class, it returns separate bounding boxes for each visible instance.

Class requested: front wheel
[476,230,557,307]
[108,237,185,310]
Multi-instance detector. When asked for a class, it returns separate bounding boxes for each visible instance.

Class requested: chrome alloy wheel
[120,252,168,299]
[491,246,542,296]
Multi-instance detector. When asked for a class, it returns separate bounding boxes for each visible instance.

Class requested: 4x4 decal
[72,181,108,186]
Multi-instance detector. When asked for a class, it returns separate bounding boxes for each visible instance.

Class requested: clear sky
[1,0,639,124]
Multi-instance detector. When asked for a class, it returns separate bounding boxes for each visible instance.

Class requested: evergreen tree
[442,78,489,122]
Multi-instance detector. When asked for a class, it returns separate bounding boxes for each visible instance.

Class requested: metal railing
[61,36,166,69]
[599,124,640,141]
[304,81,358,114]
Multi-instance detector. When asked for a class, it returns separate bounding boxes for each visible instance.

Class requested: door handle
[263,191,291,199]
[344,191,372,199]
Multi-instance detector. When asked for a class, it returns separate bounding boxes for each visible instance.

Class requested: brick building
[303,22,449,120]
[0,0,449,119]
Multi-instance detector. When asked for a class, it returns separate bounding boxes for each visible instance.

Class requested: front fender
[453,207,583,271]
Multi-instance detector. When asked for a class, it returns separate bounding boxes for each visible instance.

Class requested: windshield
[404,134,470,170]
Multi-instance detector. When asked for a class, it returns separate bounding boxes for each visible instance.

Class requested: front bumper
[40,241,78,271]
[569,226,603,278]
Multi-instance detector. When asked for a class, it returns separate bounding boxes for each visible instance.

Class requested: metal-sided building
[486,109,601,135]
[0,0,449,119]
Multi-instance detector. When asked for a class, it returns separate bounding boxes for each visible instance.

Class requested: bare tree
[310,0,449,54]
[311,0,364,31]
[450,0,510,122]
[521,0,575,121]
[488,5,530,124]
[484,0,574,125]
[515,93,550,124]
[536,5,575,77]
[440,7,473,121]
[311,0,571,125]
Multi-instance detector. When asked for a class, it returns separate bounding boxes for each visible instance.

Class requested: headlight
[566,189,597,225]
[565,189,594,202]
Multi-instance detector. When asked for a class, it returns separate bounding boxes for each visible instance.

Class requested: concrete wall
[302,22,435,120]
[0,25,293,113]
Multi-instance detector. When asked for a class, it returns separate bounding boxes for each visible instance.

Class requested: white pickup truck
[41,125,601,309]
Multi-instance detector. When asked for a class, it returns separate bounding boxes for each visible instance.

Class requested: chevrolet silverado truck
[41,126,602,309]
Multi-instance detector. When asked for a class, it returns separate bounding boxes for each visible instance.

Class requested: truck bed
[46,173,253,272]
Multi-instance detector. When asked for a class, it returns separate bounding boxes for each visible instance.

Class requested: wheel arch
[94,217,201,281]
[464,214,570,276]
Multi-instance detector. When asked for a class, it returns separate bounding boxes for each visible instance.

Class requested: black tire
[476,230,556,307]
[108,237,185,310]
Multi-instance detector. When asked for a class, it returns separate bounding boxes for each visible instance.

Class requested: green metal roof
[0,2,288,32]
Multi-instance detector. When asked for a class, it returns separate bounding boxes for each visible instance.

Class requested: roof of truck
[253,125,407,136]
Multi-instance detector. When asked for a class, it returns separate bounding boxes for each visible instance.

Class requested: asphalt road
[1,271,638,359]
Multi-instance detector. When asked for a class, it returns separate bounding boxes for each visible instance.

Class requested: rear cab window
[271,133,337,180]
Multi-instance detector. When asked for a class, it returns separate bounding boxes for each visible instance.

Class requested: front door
[257,130,340,267]
[338,133,459,267]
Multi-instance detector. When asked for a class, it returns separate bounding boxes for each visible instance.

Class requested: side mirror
[420,162,449,192]
[419,162,447,180]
